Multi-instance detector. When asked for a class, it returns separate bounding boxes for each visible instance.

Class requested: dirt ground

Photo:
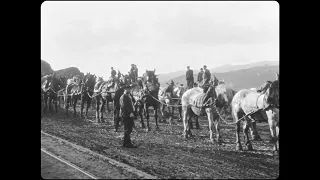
[41,104,279,179]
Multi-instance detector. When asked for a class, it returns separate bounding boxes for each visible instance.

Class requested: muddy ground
[41,103,279,179]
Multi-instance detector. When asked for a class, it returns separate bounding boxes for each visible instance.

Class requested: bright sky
[41,1,279,78]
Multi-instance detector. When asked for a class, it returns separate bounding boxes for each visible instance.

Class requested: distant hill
[162,65,279,91]
[55,67,83,77]
[158,61,278,84]
[41,60,54,75]
[41,60,83,77]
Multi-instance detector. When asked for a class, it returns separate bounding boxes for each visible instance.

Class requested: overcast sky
[41,1,279,78]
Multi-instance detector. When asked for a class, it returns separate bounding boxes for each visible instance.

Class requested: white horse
[181,81,235,143]
[231,72,279,156]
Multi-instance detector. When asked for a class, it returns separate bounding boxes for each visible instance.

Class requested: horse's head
[144,69,157,83]
[174,85,186,98]
[82,74,96,93]
[51,75,62,91]
[214,83,235,108]
[264,72,279,107]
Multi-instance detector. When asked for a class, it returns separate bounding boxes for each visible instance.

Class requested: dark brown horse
[80,73,96,118]
[41,74,63,114]
[140,69,160,131]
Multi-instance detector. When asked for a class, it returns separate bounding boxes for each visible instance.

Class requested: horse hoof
[236,145,243,151]
[247,144,254,151]
[156,126,160,130]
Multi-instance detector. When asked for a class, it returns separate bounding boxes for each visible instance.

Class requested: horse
[231,72,279,156]
[181,78,235,143]
[140,69,160,131]
[41,74,63,114]
[159,84,186,125]
[93,74,124,123]
[80,73,96,118]
[56,76,67,108]
[65,75,83,117]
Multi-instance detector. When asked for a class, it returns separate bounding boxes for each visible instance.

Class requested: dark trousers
[187,79,194,89]
[122,116,133,146]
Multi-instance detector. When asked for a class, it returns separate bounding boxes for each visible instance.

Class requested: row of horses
[41,70,279,157]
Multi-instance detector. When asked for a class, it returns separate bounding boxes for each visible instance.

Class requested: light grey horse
[231,72,279,156]
[181,80,235,143]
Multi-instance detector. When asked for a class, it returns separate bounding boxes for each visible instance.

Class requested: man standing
[197,68,204,84]
[111,67,117,78]
[202,65,211,86]
[130,64,136,82]
[134,64,138,82]
[186,66,194,89]
[119,86,137,148]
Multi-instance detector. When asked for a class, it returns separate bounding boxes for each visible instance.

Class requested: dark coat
[120,93,134,117]
[203,69,211,84]
[186,69,194,80]
[111,70,117,77]
[197,71,204,82]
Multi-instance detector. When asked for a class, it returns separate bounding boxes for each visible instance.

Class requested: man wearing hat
[130,64,136,83]
[134,64,138,82]
[119,85,137,148]
[202,65,211,86]
[186,66,194,89]
[165,80,175,98]
[197,68,204,84]
[111,67,117,78]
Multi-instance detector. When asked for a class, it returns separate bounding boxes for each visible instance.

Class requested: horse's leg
[213,112,222,144]
[49,96,52,113]
[54,96,58,113]
[73,97,77,118]
[139,105,145,128]
[243,120,253,151]
[178,106,182,122]
[86,98,91,117]
[182,106,189,139]
[113,102,120,132]
[154,105,159,130]
[232,109,243,151]
[195,114,200,130]
[65,96,70,117]
[205,108,214,142]
[106,96,111,112]
[80,98,85,118]
[159,103,164,122]
[96,97,101,123]
[167,104,172,125]
[189,108,194,129]
[266,108,279,156]
[250,120,262,141]
[144,104,150,131]
[235,121,243,151]
[100,98,106,123]
[171,106,175,125]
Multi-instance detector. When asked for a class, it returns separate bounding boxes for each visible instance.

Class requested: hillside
[41,60,54,75]
[41,60,83,77]
[55,67,83,77]
[157,61,278,84]
[163,65,279,91]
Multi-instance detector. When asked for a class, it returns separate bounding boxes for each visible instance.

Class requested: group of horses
[41,69,279,157]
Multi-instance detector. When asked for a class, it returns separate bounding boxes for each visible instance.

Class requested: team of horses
[41,70,279,157]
